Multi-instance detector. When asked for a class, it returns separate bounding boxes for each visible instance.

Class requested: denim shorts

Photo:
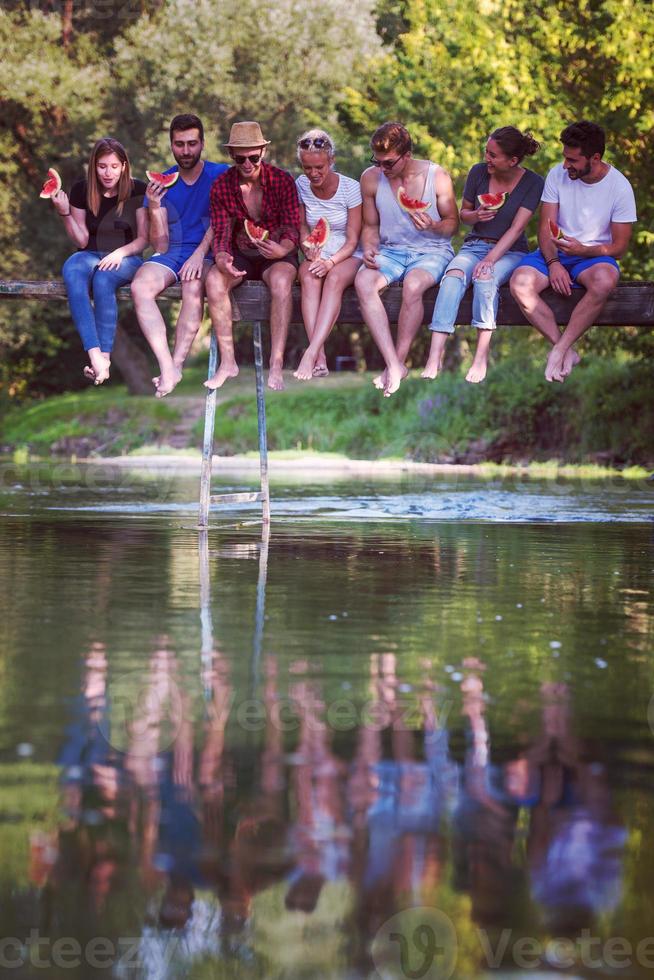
[376,246,453,286]
[146,251,214,280]
[516,249,620,285]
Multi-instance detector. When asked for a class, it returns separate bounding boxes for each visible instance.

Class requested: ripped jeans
[429,240,525,333]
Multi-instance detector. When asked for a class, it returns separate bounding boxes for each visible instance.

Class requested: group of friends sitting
[50,114,637,396]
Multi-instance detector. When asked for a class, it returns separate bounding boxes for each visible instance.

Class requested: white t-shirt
[541,163,637,245]
[296,172,362,258]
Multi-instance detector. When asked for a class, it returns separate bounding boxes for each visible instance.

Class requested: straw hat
[223,121,271,148]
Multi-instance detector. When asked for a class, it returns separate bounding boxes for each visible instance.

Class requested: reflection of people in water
[526,681,627,933]
[350,653,457,964]
[285,671,350,912]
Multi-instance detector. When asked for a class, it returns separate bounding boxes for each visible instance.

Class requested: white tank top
[376,162,453,253]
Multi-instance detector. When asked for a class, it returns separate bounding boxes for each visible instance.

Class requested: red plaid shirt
[209,162,300,257]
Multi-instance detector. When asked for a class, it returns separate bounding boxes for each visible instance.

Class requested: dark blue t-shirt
[145,160,228,255]
[463,163,544,252]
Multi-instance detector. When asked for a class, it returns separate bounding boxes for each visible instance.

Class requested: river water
[0,462,653,979]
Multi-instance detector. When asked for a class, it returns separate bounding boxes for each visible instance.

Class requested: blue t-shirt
[145,160,228,256]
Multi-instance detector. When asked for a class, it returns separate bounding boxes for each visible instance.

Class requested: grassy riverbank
[1,351,652,470]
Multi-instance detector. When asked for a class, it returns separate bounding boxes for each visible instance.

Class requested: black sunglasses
[298,137,331,151]
[233,153,262,165]
[369,153,404,169]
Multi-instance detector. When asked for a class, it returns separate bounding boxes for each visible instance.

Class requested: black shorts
[232,248,298,281]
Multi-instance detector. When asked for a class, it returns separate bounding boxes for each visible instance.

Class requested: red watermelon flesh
[397,187,430,213]
[478,192,507,211]
[548,219,565,240]
[145,170,179,188]
[39,168,62,199]
[244,219,269,243]
[302,217,330,249]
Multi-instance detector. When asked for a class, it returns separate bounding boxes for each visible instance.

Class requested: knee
[205,268,229,301]
[402,277,426,303]
[584,269,618,299]
[62,252,85,284]
[355,270,376,298]
[130,275,154,302]
[269,273,294,299]
[509,269,534,299]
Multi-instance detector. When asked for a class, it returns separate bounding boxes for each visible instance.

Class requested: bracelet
[328,258,336,269]
[545,257,560,267]
[59,211,71,217]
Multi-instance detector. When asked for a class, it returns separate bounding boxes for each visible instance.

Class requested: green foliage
[1,388,181,455]
[340,0,654,289]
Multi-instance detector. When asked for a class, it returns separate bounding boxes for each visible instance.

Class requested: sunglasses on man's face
[233,153,262,165]
[369,153,404,169]
[298,137,331,151]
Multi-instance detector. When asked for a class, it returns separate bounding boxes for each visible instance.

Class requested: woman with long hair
[293,129,362,380]
[422,127,543,383]
[51,137,148,384]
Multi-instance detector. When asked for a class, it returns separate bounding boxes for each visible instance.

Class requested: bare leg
[544,264,619,382]
[204,265,241,390]
[172,270,209,371]
[355,266,406,397]
[395,268,436,364]
[510,265,581,383]
[83,348,111,384]
[294,258,361,381]
[466,330,493,383]
[262,261,296,391]
[131,263,181,397]
[421,332,448,379]
[295,261,323,380]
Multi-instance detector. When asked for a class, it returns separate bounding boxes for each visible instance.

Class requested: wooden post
[198,332,218,529]
[253,321,271,525]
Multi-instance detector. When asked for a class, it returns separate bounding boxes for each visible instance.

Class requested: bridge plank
[1,279,653,326]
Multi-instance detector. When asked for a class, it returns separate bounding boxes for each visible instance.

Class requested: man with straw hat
[206,121,300,391]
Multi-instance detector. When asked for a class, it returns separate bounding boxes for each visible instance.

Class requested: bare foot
[293,350,316,381]
[155,366,183,397]
[204,363,239,391]
[383,364,407,397]
[561,348,580,377]
[268,366,285,391]
[545,345,567,383]
[85,352,110,385]
[312,363,329,378]
[421,334,447,379]
[465,358,488,384]
[373,369,387,390]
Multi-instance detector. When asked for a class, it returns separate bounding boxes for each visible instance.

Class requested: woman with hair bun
[422,127,543,383]
[52,137,148,384]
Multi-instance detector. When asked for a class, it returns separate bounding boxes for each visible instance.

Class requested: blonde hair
[296,128,336,163]
[86,138,133,217]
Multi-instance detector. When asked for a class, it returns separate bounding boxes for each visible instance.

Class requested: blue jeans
[429,240,525,333]
[62,250,143,352]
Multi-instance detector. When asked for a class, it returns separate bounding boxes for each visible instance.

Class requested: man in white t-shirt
[510,121,637,382]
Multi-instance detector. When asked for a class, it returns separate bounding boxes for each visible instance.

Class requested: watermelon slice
[478,192,507,211]
[39,168,62,199]
[302,217,330,250]
[244,219,269,243]
[548,218,565,240]
[397,187,430,213]
[145,170,179,188]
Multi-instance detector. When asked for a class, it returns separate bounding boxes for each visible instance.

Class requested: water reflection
[0,513,652,978]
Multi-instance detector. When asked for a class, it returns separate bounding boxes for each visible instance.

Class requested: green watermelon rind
[244,219,269,243]
[478,192,508,211]
[145,170,180,188]
[397,186,430,213]
[302,216,330,249]
[39,168,62,199]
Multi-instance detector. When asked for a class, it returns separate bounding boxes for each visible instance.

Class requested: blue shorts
[517,249,620,286]
[146,251,213,281]
[376,246,453,287]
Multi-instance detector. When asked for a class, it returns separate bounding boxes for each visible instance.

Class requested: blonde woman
[53,138,148,384]
[293,129,362,380]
